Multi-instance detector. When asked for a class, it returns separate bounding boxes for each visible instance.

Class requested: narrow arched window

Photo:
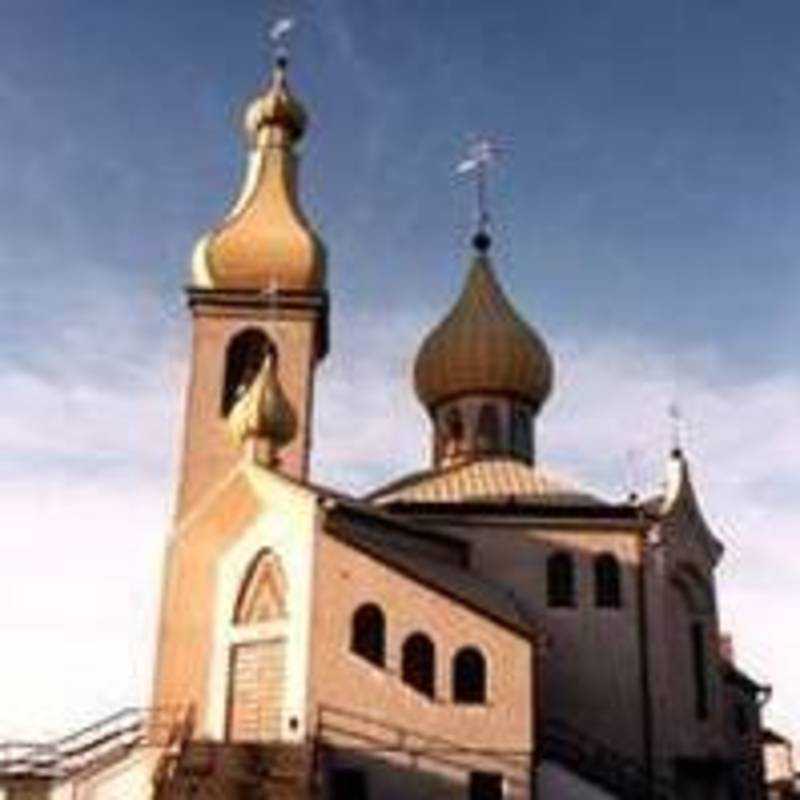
[594,553,622,608]
[445,407,464,440]
[350,604,385,668]
[547,552,575,608]
[221,328,272,416]
[476,404,501,454]
[402,633,435,699]
[453,647,487,704]
[691,621,709,720]
[511,406,531,458]
[439,407,465,462]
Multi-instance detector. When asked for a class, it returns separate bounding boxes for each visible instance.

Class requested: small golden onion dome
[259,365,297,449]
[191,57,326,292]
[227,357,297,455]
[244,56,307,146]
[414,234,554,412]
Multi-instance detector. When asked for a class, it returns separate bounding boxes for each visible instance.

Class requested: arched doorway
[226,550,288,742]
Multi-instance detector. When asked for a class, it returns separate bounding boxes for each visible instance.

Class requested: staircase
[153,740,313,799]
[540,719,675,799]
[1,708,312,799]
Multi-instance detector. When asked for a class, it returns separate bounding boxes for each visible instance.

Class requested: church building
[0,48,771,800]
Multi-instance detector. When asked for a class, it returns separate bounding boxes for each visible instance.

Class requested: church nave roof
[365,456,602,508]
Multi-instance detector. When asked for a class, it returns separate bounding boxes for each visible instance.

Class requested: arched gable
[233,549,288,625]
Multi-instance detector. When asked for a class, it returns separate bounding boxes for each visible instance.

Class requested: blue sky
[1,0,798,748]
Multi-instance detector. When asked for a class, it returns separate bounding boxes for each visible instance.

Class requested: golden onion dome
[227,356,297,455]
[191,57,326,292]
[414,234,554,412]
[259,365,298,450]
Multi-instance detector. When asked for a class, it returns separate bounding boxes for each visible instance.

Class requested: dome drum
[434,395,535,468]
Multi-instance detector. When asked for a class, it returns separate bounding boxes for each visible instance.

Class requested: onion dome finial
[414,242,553,412]
[244,55,308,146]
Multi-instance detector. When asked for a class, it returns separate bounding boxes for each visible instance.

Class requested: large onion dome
[414,234,554,413]
[192,56,326,292]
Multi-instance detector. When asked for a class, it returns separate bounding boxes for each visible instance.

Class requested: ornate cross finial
[456,137,503,240]
[268,16,295,66]
[668,401,684,455]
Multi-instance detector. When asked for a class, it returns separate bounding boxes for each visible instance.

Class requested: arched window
[547,552,575,608]
[671,567,715,724]
[439,407,466,462]
[453,647,487,704]
[402,632,435,699]
[445,407,465,441]
[221,328,273,416]
[594,553,622,608]
[350,604,385,668]
[511,406,531,458]
[691,621,709,721]
[476,404,501,453]
[233,549,287,624]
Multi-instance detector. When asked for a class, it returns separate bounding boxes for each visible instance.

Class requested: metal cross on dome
[456,137,504,235]
[668,401,684,453]
[267,16,295,63]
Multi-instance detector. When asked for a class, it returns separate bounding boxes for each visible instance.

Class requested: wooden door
[227,638,287,742]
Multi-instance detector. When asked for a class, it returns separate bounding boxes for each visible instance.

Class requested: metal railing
[0,706,190,781]
[316,703,532,792]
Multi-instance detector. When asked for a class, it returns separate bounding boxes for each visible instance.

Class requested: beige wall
[409,496,734,789]
[152,467,261,720]
[422,518,647,762]
[646,517,729,785]
[308,530,535,799]
[65,748,160,800]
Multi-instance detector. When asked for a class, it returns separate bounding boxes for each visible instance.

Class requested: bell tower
[176,54,328,521]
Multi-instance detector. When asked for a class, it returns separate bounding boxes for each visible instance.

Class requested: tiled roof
[366,457,603,507]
